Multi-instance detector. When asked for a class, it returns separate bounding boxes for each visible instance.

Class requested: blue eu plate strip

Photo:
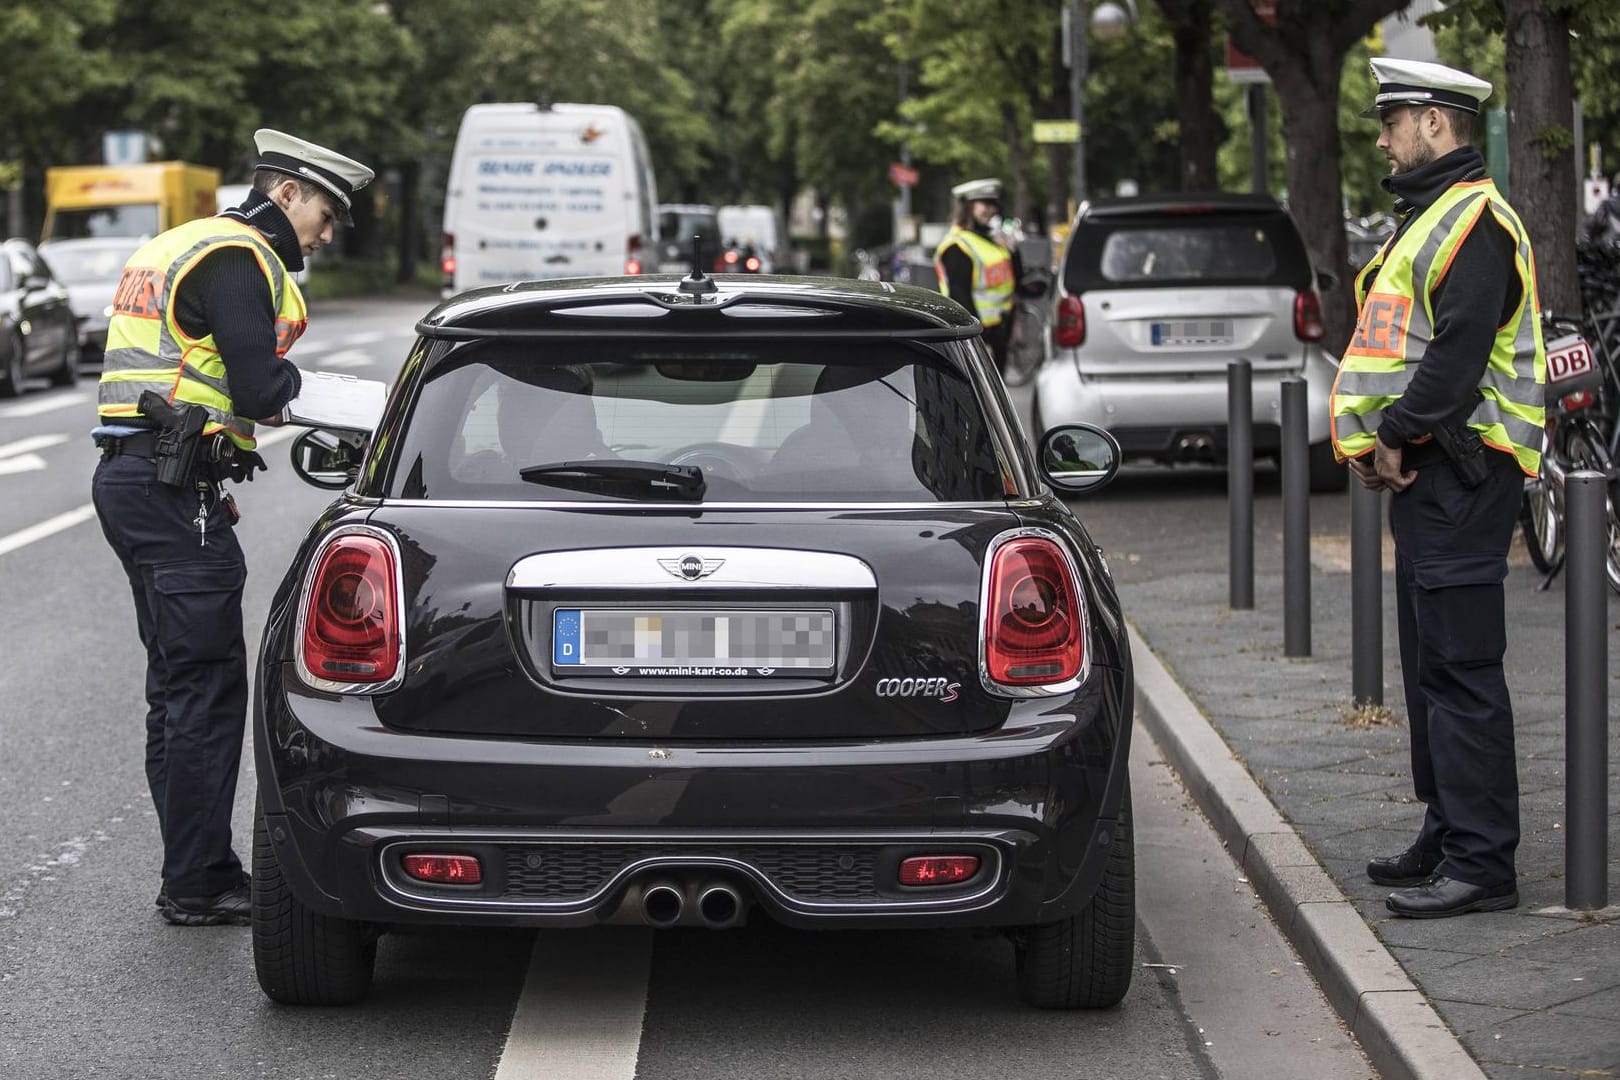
[553,609,582,665]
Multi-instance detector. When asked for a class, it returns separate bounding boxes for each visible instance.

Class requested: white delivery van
[717,205,782,273]
[441,102,659,296]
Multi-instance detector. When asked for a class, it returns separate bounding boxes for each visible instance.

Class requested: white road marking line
[344,331,385,345]
[0,392,91,419]
[294,341,334,357]
[316,349,372,369]
[0,434,71,458]
[0,503,97,558]
[0,454,48,476]
[494,929,651,1080]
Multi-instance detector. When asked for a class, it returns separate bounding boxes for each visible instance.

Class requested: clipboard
[281,370,387,432]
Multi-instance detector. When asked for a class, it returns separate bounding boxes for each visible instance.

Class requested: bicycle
[1003,265,1052,388]
[1519,311,1620,593]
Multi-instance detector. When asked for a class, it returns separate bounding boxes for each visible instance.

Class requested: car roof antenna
[679,234,717,297]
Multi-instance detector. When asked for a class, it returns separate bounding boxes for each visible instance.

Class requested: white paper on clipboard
[281,370,387,432]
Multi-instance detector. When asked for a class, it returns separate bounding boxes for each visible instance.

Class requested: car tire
[49,335,79,388]
[251,801,377,1005]
[1013,782,1135,1009]
[1308,439,1349,493]
[1,331,25,399]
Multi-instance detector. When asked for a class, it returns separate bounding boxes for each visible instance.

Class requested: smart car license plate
[552,609,836,676]
[1150,320,1234,346]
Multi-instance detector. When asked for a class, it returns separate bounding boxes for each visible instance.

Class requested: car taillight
[1054,295,1086,348]
[723,249,740,267]
[300,534,400,687]
[898,855,980,886]
[745,255,761,272]
[626,235,644,275]
[625,258,644,275]
[402,854,483,885]
[440,232,456,284]
[1294,290,1325,341]
[984,537,1083,685]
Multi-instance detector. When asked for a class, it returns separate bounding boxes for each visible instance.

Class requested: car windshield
[1066,214,1310,293]
[49,205,160,241]
[387,339,1007,503]
[39,241,141,284]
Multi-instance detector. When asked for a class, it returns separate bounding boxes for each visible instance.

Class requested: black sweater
[170,190,306,421]
[1375,146,1521,448]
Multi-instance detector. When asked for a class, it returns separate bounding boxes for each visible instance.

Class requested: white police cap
[951,178,1002,203]
[1365,57,1492,117]
[253,129,375,226]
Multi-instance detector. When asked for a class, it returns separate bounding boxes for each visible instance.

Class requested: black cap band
[1374,82,1482,114]
[257,150,355,208]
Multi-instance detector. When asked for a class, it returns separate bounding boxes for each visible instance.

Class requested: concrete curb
[1127,622,1487,1080]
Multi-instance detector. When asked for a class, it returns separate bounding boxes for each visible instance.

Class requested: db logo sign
[876,677,959,703]
[1546,334,1595,385]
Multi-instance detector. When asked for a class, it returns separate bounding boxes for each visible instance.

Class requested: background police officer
[91,130,372,926]
[935,178,1022,376]
[1331,59,1545,919]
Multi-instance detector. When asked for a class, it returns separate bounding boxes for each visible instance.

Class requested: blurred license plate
[552,609,835,676]
[1151,320,1234,346]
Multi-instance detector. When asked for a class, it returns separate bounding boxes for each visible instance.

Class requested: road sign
[102,130,150,166]
[888,162,919,188]
[1033,120,1080,144]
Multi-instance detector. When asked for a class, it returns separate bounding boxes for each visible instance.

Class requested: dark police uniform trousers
[1390,447,1522,888]
[92,439,248,899]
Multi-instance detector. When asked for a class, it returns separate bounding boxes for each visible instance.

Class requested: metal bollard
[1564,470,1609,911]
[1228,359,1253,610]
[1349,481,1383,706]
[1280,376,1311,656]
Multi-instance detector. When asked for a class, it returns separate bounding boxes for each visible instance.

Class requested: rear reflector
[402,854,483,885]
[899,855,980,886]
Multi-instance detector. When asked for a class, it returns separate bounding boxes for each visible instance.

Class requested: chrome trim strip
[374,835,1007,917]
[377,498,1010,511]
[508,546,878,590]
[977,526,1090,698]
[293,524,408,695]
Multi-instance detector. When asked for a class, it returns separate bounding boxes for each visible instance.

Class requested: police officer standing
[1331,59,1545,919]
[92,130,373,926]
[935,178,1022,376]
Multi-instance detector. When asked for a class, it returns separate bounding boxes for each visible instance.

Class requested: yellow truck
[42,162,219,242]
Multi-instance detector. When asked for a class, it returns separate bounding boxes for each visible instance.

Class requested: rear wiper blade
[518,459,707,500]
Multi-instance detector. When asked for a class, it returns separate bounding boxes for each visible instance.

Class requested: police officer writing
[1331,59,1545,919]
[91,130,373,926]
[935,178,1022,376]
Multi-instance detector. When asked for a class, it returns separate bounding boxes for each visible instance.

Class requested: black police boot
[1365,845,1443,887]
[159,879,251,926]
[1385,875,1518,919]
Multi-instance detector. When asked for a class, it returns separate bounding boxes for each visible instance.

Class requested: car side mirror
[1316,268,1341,292]
[290,428,365,490]
[1038,423,1121,495]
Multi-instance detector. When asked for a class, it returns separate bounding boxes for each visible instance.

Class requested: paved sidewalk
[1123,536,1619,1080]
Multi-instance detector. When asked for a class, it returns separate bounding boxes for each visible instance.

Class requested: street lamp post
[1066,0,1137,212]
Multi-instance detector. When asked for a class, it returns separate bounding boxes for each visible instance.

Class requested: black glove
[227,449,268,484]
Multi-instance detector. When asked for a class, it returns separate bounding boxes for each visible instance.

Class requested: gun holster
[138,390,208,488]
[1429,391,1490,488]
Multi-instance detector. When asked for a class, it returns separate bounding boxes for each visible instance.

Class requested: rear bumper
[254,662,1132,930]
[1034,346,1337,453]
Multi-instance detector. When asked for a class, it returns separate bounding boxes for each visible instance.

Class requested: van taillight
[1054,295,1086,348]
[300,534,400,687]
[440,233,456,284]
[984,537,1083,685]
[626,235,644,275]
[1294,290,1325,341]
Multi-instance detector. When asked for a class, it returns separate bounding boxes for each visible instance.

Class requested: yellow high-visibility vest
[1330,179,1544,475]
[100,216,307,450]
[934,226,1015,328]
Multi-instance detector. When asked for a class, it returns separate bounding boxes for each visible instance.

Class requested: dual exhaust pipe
[1173,431,1218,463]
[639,877,746,930]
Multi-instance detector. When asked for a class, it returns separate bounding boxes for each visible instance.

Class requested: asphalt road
[0,294,1373,1080]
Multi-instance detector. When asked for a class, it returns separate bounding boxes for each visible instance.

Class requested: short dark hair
[252,168,324,202]
[1413,104,1476,146]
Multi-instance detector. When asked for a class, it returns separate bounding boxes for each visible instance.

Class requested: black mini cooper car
[254,272,1134,1009]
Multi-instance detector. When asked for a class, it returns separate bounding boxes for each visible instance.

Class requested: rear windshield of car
[659,210,720,245]
[386,339,1008,503]
[1064,213,1312,293]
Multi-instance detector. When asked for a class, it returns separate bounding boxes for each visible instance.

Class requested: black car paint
[255,276,1131,936]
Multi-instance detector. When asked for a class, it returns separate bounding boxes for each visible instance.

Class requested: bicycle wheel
[1003,304,1045,387]
[1564,424,1620,594]
[1520,473,1563,574]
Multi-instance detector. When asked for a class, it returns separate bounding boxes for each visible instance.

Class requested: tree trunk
[1503,0,1578,315]
[1272,64,1355,353]
[396,157,422,286]
[1167,0,1219,191]
[1004,102,1030,224]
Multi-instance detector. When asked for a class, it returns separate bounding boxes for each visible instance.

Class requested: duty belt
[99,431,161,460]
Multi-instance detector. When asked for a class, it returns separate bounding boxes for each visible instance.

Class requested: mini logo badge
[658,554,724,581]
